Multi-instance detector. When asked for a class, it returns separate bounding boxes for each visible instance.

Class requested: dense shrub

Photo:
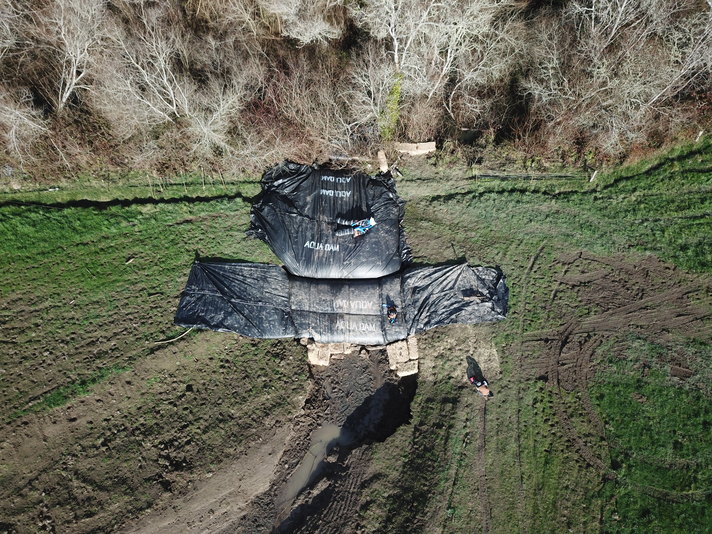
[0,0,709,175]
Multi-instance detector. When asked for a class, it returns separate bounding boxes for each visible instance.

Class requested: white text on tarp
[333,299,375,311]
[321,175,351,184]
[320,189,352,198]
[304,241,339,252]
[335,321,378,332]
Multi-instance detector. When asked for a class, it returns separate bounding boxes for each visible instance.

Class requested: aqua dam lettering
[332,299,376,311]
[320,175,352,183]
[303,241,340,251]
[319,189,352,198]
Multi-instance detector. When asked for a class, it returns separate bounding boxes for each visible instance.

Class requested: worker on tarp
[382,297,397,324]
[466,356,493,398]
[352,217,376,237]
[383,304,397,324]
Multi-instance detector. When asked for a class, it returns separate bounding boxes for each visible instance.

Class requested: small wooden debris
[377,150,389,173]
[393,141,436,156]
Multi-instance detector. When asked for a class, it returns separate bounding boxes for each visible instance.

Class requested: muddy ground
[116,345,415,534]
[115,330,502,534]
[2,246,708,534]
[0,333,309,534]
[2,145,710,533]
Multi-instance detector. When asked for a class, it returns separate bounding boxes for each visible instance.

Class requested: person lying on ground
[466,355,494,398]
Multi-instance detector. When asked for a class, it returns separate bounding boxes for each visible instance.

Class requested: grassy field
[0,174,310,531]
[360,137,711,533]
[0,138,710,533]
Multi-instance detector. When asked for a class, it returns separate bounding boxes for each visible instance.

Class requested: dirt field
[1,140,710,533]
[115,328,503,534]
[0,331,309,534]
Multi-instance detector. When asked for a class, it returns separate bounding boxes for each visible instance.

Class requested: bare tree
[644,12,712,108]
[258,0,348,45]
[185,82,247,157]
[90,3,193,137]
[24,0,106,111]
[266,51,357,158]
[0,85,47,162]
[185,0,277,38]
[0,0,19,62]
[345,42,397,141]
[446,11,523,128]
[187,0,349,44]
[523,0,712,154]
[108,7,190,121]
[351,0,508,100]
[350,0,512,140]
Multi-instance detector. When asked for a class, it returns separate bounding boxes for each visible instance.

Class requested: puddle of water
[277,424,347,509]
[272,378,417,532]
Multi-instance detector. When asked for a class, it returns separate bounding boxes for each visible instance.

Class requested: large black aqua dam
[175,161,508,343]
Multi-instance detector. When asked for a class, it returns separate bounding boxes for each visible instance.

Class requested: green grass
[373,136,712,533]
[0,189,277,420]
[591,340,712,533]
[399,136,712,273]
[0,137,709,533]
[381,380,460,532]
[0,173,306,530]
[11,364,131,419]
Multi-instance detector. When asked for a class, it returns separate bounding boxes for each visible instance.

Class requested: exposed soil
[118,427,290,534]
[521,252,709,482]
[220,347,417,534]
[117,347,416,534]
[0,333,309,534]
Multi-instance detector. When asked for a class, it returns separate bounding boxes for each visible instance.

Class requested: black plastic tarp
[248,161,411,279]
[175,261,508,345]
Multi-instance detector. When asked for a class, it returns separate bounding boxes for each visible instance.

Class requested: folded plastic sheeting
[175,261,508,345]
[247,161,411,279]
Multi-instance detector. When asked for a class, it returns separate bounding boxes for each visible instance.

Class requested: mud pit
[245,347,416,534]
[123,346,416,534]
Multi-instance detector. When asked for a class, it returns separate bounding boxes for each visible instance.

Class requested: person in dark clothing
[382,303,397,324]
[386,305,397,324]
[352,217,376,237]
[466,356,493,398]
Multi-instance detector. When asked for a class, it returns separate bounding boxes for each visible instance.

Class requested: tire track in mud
[545,255,609,450]
[440,390,490,534]
[512,242,545,529]
[235,349,417,534]
[541,309,615,477]
[542,260,623,480]
[440,407,471,534]
[295,447,369,534]
[477,400,491,534]
[536,253,709,484]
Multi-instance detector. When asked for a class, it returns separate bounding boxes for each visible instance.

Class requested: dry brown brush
[0,0,709,177]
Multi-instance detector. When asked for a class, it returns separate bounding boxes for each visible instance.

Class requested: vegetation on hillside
[0,0,710,177]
